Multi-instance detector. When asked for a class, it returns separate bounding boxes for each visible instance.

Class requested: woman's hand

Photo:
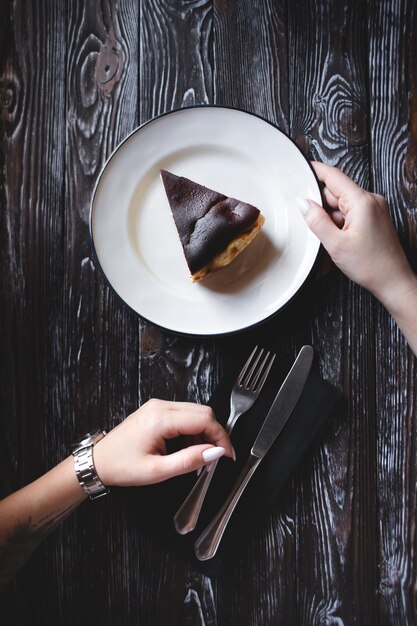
[93,399,235,487]
[297,161,416,307]
[297,161,417,356]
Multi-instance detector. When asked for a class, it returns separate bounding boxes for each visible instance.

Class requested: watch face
[72,429,103,453]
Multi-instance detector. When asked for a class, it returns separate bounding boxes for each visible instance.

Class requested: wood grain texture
[0,1,140,624]
[288,1,378,624]
[213,0,289,132]
[0,2,68,623]
[212,3,296,625]
[62,2,141,626]
[0,0,416,624]
[137,1,220,624]
[140,0,213,116]
[368,1,417,624]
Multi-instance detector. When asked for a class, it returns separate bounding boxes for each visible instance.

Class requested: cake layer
[190,214,265,282]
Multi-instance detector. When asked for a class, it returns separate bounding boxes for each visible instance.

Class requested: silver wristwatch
[72,429,110,500]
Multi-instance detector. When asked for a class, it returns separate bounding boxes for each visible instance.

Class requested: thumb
[156,445,226,481]
[296,197,340,251]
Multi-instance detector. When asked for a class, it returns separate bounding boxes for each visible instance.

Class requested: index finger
[311,161,366,201]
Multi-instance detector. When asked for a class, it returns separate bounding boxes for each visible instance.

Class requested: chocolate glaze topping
[161,169,260,274]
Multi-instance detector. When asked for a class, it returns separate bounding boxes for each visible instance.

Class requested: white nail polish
[202,446,225,463]
[296,196,311,216]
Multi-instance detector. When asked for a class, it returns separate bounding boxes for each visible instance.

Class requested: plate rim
[89,104,321,337]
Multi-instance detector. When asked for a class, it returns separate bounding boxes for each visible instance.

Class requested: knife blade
[251,344,314,459]
[194,345,314,561]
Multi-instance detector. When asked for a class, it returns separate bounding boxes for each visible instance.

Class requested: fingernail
[296,196,311,216]
[232,446,237,462]
[202,446,225,463]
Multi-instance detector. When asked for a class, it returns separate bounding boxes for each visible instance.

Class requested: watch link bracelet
[72,429,110,500]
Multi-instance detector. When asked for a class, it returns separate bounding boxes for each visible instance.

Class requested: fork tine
[240,348,264,388]
[237,346,259,385]
[251,352,276,392]
[250,350,271,390]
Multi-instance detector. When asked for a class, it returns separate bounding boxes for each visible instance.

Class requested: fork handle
[194,453,261,561]
[174,459,220,534]
[174,407,242,533]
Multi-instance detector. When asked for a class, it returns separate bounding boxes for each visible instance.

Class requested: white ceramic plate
[90,106,320,336]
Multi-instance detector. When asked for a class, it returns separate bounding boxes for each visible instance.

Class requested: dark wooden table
[1,1,417,624]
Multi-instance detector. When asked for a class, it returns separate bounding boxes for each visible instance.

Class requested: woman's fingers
[311,161,365,212]
[322,185,340,210]
[156,403,234,459]
[297,197,342,254]
[155,400,214,414]
[329,209,345,228]
[150,444,226,482]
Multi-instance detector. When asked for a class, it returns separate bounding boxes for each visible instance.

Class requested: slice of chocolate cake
[160,169,265,282]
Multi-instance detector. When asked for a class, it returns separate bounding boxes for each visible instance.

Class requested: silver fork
[174,346,276,535]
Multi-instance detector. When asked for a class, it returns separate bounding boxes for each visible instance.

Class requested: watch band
[72,430,110,500]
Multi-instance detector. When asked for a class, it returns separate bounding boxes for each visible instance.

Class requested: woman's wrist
[54,455,89,504]
[371,269,417,356]
[20,456,88,520]
[373,269,417,318]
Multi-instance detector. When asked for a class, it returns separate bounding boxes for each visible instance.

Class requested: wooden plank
[0,0,68,623]
[288,1,378,624]
[136,1,221,624]
[68,2,141,395]
[213,0,289,132]
[212,2,296,625]
[0,0,67,482]
[368,1,417,623]
[60,2,141,625]
[139,0,213,117]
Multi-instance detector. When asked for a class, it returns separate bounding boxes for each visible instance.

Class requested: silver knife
[194,345,314,561]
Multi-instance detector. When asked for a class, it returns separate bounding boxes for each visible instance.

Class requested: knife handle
[174,459,220,535]
[194,454,261,561]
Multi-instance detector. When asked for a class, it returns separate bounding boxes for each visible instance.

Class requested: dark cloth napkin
[134,355,341,576]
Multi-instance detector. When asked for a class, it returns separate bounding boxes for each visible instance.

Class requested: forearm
[0,456,86,589]
[374,271,417,357]
[0,400,233,590]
